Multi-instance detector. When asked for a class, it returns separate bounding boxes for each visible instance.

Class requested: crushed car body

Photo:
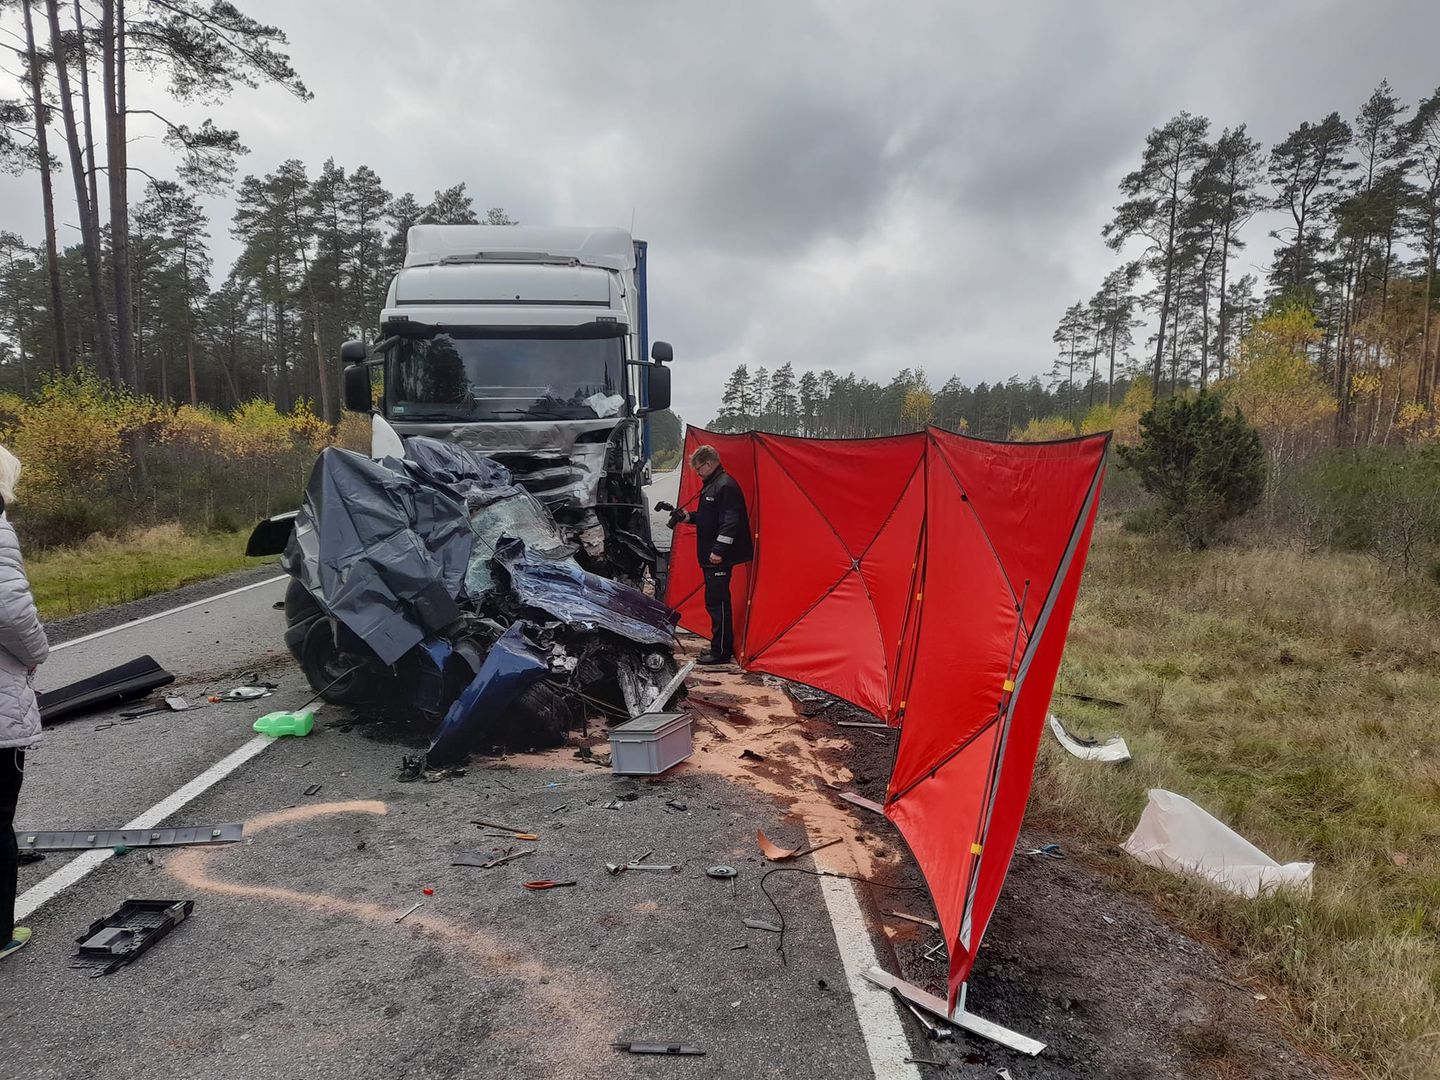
[273,436,681,767]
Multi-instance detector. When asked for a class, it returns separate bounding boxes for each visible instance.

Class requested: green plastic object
[253,709,315,737]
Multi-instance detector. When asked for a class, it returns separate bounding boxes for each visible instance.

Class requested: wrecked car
[275,436,682,767]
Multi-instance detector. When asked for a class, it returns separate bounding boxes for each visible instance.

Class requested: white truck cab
[341,225,672,585]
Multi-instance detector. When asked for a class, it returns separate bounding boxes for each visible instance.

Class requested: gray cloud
[0,0,1437,424]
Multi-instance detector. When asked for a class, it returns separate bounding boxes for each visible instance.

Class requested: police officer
[665,445,752,665]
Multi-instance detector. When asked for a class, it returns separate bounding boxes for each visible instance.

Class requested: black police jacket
[691,467,753,567]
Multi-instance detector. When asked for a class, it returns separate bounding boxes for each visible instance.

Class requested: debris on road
[38,655,176,725]
[608,711,694,775]
[211,685,276,702]
[303,784,323,797]
[884,910,941,931]
[1123,789,1314,898]
[253,709,316,737]
[1048,713,1131,763]
[395,901,423,923]
[838,791,886,816]
[707,865,738,897]
[119,695,202,720]
[17,824,243,852]
[452,849,535,869]
[1024,843,1064,860]
[893,989,954,1041]
[743,918,782,933]
[756,830,841,862]
[612,1042,705,1056]
[470,818,533,835]
[522,880,577,890]
[72,899,194,977]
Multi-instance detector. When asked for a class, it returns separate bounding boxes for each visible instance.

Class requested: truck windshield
[389,334,626,422]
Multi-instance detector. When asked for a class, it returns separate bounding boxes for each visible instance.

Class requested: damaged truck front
[281,436,684,768]
[340,225,673,588]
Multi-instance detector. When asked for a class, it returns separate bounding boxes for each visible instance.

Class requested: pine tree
[1104,112,1212,395]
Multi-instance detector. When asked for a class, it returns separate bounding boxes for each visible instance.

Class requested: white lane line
[819,872,924,1080]
[15,734,276,920]
[51,575,288,652]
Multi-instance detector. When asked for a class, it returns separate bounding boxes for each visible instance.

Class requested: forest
[709,80,1440,454]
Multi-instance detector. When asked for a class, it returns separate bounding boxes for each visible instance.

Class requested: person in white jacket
[0,446,48,960]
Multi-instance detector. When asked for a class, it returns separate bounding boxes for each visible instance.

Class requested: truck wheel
[298,618,370,705]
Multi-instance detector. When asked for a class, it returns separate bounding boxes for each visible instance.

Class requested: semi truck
[248,225,680,711]
[341,224,672,587]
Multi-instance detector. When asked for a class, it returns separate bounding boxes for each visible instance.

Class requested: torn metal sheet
[494,539,676,646]
[392,417,620,512]
[426,622,553,767]
[17,824,243,852]
[1122,789,1314,898]
[1048,713,1131,763]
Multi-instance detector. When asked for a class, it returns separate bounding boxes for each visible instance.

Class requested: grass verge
[1032,521,1440,1079]
[26,524,272,621]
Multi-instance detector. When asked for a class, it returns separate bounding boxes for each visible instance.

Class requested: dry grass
[1032,521,1440,1079]
[26,524,270,620]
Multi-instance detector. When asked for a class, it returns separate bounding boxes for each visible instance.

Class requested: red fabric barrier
[665,426,1108,1008]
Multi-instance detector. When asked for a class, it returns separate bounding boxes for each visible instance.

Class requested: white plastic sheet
[1048,713,1131,762]
[1122,789,1313,898]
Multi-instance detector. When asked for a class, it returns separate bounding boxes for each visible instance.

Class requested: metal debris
[612,1042,705,1056]
[18,825,242,852]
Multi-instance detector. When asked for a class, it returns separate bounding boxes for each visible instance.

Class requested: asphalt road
[2,473,920,1080]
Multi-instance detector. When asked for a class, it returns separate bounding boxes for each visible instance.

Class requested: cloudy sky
[1,1,1437,423]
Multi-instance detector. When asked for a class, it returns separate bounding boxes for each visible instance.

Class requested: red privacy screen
[665,426,1109,1007]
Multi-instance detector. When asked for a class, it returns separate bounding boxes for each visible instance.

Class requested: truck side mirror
[343,361,373,414]
[340,339,368,364]
[646,363,672,413]
[650,340,673,364]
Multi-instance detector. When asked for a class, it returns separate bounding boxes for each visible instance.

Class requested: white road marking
[51,575,288,652]
[819,872,924,1080]
[15,734,276,920]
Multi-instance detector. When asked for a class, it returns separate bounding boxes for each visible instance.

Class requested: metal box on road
[609,711,693,775]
